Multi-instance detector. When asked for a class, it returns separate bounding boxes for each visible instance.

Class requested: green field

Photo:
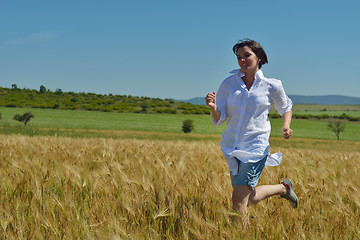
[291,104,360,112]
[0,107,359,141]
[272,104,360,117]
[293,110,360,117]
[0,107,222,133]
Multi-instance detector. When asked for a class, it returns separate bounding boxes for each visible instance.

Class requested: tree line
[1,84,358,121]
[0,85,210,115]
[268,112,359,122]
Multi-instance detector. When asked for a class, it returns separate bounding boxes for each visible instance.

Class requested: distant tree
[140,102,150,113]
[40,85,46,93]
[55,88,63,95]
[11,84,18,90]
[182,119,194,133]
[328,121,345,140]
[13,112,34,126]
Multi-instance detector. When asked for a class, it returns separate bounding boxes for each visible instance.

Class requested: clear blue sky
[1,0,359,99]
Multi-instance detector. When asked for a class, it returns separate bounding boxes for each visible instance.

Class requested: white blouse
[212,69,293,175]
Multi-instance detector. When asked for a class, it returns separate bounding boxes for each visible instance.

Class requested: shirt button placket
[234,90,249,150]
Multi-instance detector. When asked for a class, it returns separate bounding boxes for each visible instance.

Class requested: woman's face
[236,46,260,73]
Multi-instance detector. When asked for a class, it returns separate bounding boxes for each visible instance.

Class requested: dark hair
[232,39,268,69]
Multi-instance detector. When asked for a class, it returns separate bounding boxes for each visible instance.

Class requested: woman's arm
[205,92,221,123]
[282,109,293,139]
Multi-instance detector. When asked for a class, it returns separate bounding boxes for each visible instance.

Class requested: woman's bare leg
[232,185,252,227]
[248,184,287,206]
[232,184,287,226]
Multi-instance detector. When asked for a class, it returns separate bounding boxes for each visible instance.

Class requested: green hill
[1,85,359,122]
[0,85,210,115]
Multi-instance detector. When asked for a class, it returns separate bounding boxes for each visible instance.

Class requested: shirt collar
[254,69,264,80]
[230,69,265,80]
[231,69,265,90]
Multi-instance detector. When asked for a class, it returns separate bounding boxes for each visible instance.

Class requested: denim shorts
[230,156,267,190]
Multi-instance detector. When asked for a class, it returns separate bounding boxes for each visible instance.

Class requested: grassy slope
[1,107,359,141]
[291,104,360,112]
[293,110,360,117]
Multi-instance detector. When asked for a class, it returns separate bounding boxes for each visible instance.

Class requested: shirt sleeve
[271,80,293,116]
[212,83,228,125]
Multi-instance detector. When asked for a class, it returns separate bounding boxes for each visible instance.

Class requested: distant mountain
[176,95,360,105]
[176,97,206,105]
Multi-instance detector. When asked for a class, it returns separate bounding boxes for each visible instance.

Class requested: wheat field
[0,134,359,239]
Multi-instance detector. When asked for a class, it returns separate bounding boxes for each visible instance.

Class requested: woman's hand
[282,110,293,139]
[282,126,293,139]
[205,92,217,109]
[205,92,221,122]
